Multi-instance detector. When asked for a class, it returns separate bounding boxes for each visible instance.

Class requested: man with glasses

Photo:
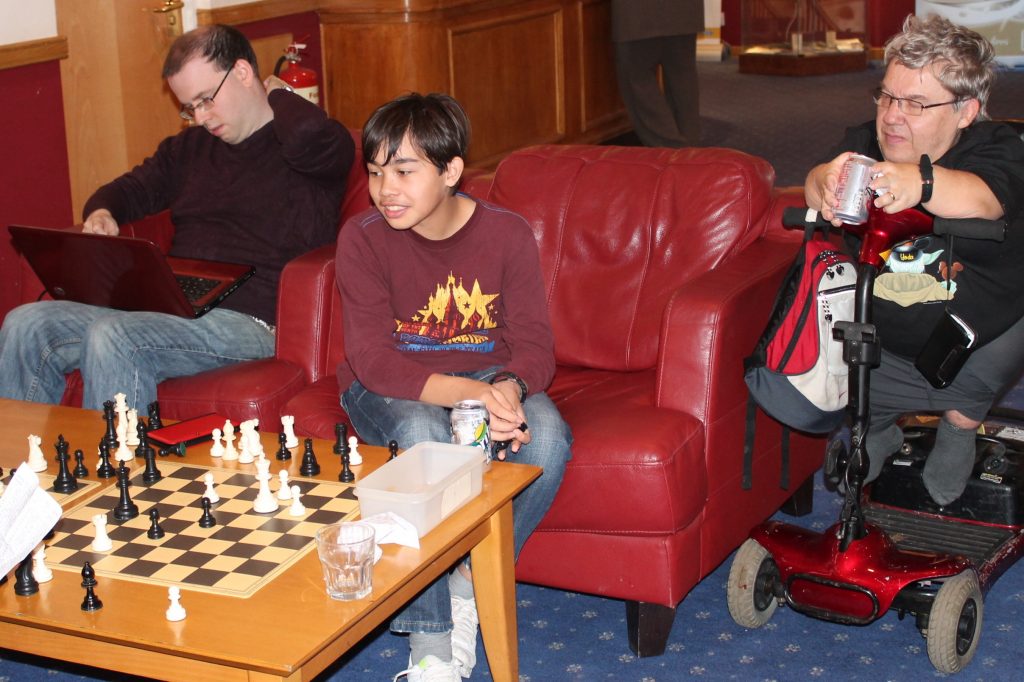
[0,24,354,411]
[804,15,1024,507]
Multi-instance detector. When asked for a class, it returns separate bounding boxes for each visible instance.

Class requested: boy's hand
[476,381,531,458]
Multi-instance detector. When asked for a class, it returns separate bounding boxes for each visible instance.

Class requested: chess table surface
[0,399,539,682]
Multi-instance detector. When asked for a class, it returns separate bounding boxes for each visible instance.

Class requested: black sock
[923,419,977,507]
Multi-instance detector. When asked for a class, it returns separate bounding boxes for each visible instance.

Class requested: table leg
[470,501,517,682]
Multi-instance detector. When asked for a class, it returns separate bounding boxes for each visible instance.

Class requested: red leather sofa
[36,143,822,655]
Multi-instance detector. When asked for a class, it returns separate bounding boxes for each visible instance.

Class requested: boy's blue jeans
[0,301,275,411]
[342,367,572,634]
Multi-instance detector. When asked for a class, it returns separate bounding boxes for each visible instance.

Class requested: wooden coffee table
[0,399,540,681]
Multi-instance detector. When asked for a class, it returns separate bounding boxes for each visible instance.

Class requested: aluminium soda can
[451,399,491,467]
[834,154,876,225]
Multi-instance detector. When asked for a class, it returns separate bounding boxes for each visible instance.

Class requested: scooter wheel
[727,539,779,628]
[926,570,983,674]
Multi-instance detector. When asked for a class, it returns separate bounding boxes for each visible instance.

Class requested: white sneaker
[450,596,479,678]
[393,655,460,682]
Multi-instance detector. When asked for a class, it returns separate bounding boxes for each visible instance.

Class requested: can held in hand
[834,154,876,225]
[451,400,491,468]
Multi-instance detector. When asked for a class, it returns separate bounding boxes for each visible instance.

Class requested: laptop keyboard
[176,274,220,303]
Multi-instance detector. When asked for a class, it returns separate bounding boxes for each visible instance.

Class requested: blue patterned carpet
[4,463,1024,680]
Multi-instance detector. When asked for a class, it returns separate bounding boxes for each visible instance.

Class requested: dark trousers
[614,33,700,148]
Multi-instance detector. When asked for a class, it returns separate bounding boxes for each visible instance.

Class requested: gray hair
[884,14,996,120]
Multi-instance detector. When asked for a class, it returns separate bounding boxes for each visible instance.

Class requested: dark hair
[162,24,258,79]
[362,93,471,175]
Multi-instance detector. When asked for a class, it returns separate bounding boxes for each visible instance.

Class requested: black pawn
[275,431,292,461]
[102,401,118,451]
[333,423,348,456]
[112,465,139,521]
[96,440,116,478]
[52,441,78,494]
[147,401,163,430]
[142,443,162,484]
[198,497,217,528]
[80,562,102,611]
[14,554,38,596]
[299,438,320,476]
[388,440,399,460]
[73,449,89,478]
[339,452,355,483]
[147,508,165,539]
[135,421,154,462]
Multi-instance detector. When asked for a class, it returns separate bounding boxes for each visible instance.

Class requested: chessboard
[44,462,359,598]
[2,469,101,508]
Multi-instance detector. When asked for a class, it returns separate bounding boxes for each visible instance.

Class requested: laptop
[8,224,255,318]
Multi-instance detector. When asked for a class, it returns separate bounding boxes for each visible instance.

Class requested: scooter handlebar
[932,216,1006,242]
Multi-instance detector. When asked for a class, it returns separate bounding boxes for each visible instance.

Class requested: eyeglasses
[872,88,960,116]
[179,69,231,121]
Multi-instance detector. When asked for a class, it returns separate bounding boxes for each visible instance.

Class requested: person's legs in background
[659,33,701,146]
[614,37,689,148]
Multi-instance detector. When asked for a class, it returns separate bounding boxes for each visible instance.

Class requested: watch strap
[920,154,934,203]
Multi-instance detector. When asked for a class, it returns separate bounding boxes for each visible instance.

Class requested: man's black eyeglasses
[873,87,960,116]
[179,69,231,122]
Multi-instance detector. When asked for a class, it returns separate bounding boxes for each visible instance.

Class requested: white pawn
[202,472,220,504]
[347,435,363,466]
[276,470,292,500]
[165,586,186,622]
[210,428,224,458]
[281,415,299,449]
[288,485,305,516]
[27,434,47,472]
[222,421,238,461]
[91,513,113,552]
[33,545,53,583]
[125,409,140,446]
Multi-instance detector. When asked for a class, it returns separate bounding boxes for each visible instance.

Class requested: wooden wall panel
[578,0,621,137]
[450,8,564,164]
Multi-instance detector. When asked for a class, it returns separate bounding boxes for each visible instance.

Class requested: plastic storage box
[354,442,485,537]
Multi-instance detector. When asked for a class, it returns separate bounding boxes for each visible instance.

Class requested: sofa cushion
[282,375,350,439]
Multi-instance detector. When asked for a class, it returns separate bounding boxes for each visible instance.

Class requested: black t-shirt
[827,121,1024,358]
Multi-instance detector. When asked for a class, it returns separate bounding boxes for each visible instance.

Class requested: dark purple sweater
[83,90,354,323]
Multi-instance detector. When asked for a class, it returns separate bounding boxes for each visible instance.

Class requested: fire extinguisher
[274,42,320,106]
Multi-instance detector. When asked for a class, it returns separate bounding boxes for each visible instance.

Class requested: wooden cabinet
[319,0,627,167]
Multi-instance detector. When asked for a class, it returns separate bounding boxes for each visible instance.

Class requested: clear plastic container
[354,442,485,537]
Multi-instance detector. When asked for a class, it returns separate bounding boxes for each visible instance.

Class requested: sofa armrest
[274,243,340,384]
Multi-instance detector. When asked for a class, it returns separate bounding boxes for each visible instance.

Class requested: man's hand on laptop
[83,209,120,236]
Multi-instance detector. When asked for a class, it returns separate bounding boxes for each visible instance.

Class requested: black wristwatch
[490,371,528,402]
[919,154,934,203]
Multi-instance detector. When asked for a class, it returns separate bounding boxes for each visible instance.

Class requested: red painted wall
[0,59,73,323]
[721,0,916,50]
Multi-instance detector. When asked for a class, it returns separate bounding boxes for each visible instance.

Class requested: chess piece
[281,415,299,448]
[198,497,217,528]
[333,423,348,456]
[27,434,47,472]
[275,431,292,461]
[147,508,166,540]
[222,421,238,461]
[252,458,279,513]
[134,421,153,462]
[113,392,128,426]
[237,420,256,464]
[52,438,78,493]
[388,440,399,460]
[96,440,116,478]
[91,513,113,552]
[117,460,131,486]
[14,554,39,596]
[248,419,265,459]
[299,438,320,476]
[210,428,224,458]
[339,452,355,483]
[102,400,118,452]
[32,545,53,583]
[142,443,162,484]
[276,470,292,500]
[126,409,140,446]
[288,485,305,516]
[347,436,363,466]
[166,586,186,622]
[147,401,163,430]
[202,472,220,504]
[80,562,102,611]
[73,448,89,478]
[112,466,139,521]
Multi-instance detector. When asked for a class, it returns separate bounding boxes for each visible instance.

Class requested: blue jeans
[0,301,275,411]
[342,367,572,634]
